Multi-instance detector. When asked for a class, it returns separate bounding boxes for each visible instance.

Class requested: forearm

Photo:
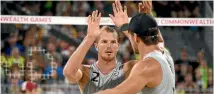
[122,30,130,39]
[97,81,140,94]
[63,35,95,77]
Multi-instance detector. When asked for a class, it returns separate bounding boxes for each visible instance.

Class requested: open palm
[109,0,128,28]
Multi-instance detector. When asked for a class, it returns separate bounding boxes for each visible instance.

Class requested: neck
[96,56,117,75]
[138,44,161,59]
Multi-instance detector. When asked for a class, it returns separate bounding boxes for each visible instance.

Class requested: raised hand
[87,10,102,40]
[109,0,128,28]
[138,0,153,16]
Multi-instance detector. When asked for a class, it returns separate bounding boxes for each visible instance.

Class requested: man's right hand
[109,0,128,28]
[87,10,101,40]
[138,1,153,16]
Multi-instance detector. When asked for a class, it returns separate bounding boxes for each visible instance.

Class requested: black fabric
[119,23,129,32]
[129,13,158,38]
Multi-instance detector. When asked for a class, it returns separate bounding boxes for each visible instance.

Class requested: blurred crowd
[1,1,213,94]
[175,47,213,93]
[2,1,201,18]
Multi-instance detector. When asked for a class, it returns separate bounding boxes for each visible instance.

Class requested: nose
[107,42,111,48]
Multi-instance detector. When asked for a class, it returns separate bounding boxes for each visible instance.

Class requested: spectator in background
[22,81,40,94]
[7,47,25,68]
[44,60,64,84]
[175,47,192,65]
[206,69,213,93]
[23,25,44,66]
[179,63,188,83]
[59,40,74,57]
[77,31,86,41]
[24,2,41,15]
[42,10,53,16]
[30,51,45,70]
[183,73,197,93]
[45,41,62,67]
[197,59,209,89]
[56,1,71,16]
[8,64,24,94]
[5,32,24,56]
[197,48,205,62]
[22,68,42,94]
[190,48,204,81]
[170,1,184,17]
[1,53,8,68]
[33,67,44,85]
[195,68,203,89]
[183,1,200,17]
[77,1,90,16]
[58,40,76,66]
[175,47,191,83]
[93,1,104,14]
[61,25,78,38]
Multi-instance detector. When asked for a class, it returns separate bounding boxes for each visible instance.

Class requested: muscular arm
[97,58,162,94]
[63,10,101,83]
[63,36,95,83]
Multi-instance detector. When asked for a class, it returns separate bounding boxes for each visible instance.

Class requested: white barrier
[1,15,214,26]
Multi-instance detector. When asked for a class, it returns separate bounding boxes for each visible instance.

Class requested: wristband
[119,23,129,32]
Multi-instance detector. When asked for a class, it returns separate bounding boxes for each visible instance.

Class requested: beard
[101,54,115,62]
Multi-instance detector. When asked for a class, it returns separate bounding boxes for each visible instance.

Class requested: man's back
[141,50,175,94]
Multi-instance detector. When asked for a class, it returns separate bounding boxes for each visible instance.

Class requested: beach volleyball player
[97,0,175,94]
[63,10,138,94]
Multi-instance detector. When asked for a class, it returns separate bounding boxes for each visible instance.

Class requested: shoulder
[133,58,162,77]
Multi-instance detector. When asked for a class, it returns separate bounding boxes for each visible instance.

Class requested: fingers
[109,14,114,20]
[143,1,152,9]
[145,1,149,10]
[148,1,152,9]
[94,10,98,21]
[97,12,101,24]
[114,1,119,12]
[138,3,143,13]
[112,3,117,15]
[124,6,127,13]
[88,10,101,23]
[88,15,91,23]
[92,11,95,22]
[90,10,101,22]
[115,0,123,12]
[139,0,153,14]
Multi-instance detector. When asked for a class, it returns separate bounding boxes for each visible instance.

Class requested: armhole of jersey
[78,65,91,92]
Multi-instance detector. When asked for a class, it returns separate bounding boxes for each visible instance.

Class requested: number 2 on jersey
[91,72,100,82]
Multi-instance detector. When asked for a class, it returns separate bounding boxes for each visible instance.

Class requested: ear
[134,34,141,43]
[158,30,164,42]
[116,42,120,51]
